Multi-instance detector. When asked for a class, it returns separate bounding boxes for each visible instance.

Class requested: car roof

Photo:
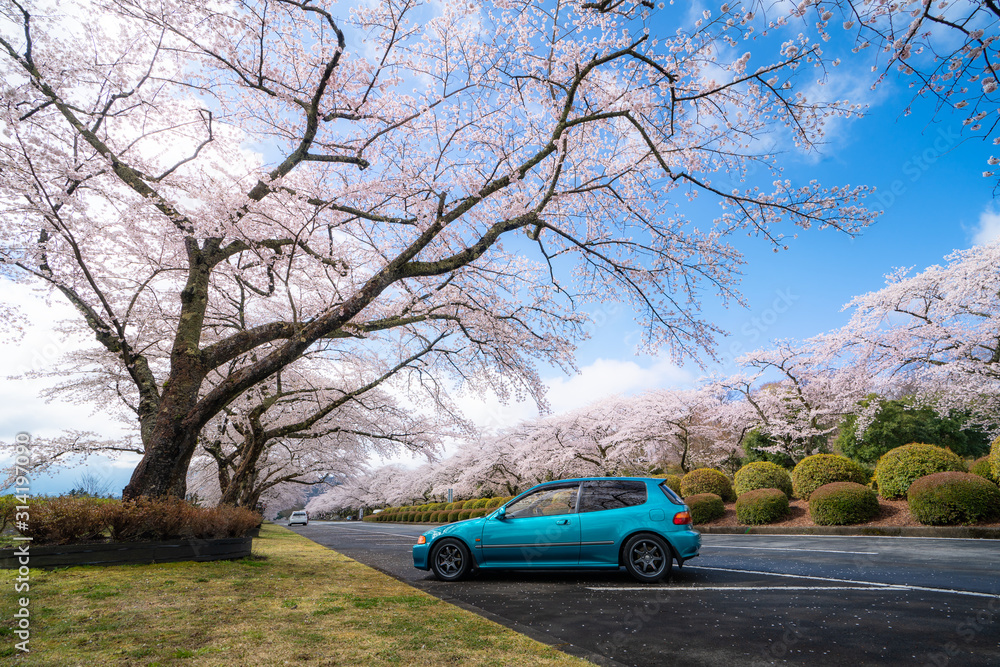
[535,476,662,484]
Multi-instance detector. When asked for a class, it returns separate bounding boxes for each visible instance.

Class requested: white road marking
[682,565,1000,600]
[704,545,878,555]
[587,586,907,592]
[305,524,421,540]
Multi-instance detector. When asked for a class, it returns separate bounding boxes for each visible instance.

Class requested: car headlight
[416,535,426,545]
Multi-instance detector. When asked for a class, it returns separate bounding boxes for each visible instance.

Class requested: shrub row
[874,443,967,499]
[12,496,261,545]
[684,493,725,524]
[735,488,789,525]
[991,435,1000,482]
[907,472,1000,526]
[680,469,735,502]
[808,482,879,526]
[364,496,516,523]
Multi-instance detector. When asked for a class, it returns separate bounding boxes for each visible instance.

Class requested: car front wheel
[430,538,472,581]
[623,533,673,583]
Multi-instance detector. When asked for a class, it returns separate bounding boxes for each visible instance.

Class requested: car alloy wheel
[623,533,673,583]
[430,538,472,581]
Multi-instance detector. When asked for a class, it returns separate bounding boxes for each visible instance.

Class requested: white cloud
[0,281,126,443]
[454,356,695,434]
[972,208,1000,245]
[544,357,694,414]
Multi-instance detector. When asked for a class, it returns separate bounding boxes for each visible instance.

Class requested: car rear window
[578,480,647,512]
[658,482,684,505]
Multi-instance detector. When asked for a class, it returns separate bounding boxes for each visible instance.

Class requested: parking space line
[704,545,878,555]
[684,565,1000,600]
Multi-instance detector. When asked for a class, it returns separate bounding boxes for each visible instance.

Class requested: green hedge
[874,443,966,499]
[681,468,735,502]
[969,456,997,484]
[990,435,1000,482]
[791,454,869,500]
[808,482,880,526]
[735,461,793,498]
[735,488,790,525]
[684,493,725,524]
[908,472,1000,525]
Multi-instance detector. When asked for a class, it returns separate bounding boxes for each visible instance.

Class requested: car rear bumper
[670,528,701,564]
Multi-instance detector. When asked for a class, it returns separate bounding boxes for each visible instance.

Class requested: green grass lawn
[0,523,591,666]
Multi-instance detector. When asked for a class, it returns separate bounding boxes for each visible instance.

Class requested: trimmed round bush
[908,472,1000,525]
[970,456,998,484]
[681,468,735,502]
[446,509,463,522]
[421,511,432,522]
[471,508,488,518]
[486,497,504,508]
[791,454,869,499]
[661,474,682,495]
[429,511,442,522]
[458,510,471,520]
[990,435,1000,482]
[735,488,790,525]
[808,482,880,526]
[684,493,725,524]
[874,443,966,499]
[735,461,793,498]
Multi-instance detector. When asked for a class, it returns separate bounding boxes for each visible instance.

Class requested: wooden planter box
[0,536,253,569]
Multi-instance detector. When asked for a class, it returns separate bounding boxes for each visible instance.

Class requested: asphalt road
[289,521,1000,667]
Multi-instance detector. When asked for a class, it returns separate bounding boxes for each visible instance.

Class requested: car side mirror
[495,506,506,520]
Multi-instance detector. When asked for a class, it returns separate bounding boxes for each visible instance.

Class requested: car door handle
[555,519,570,525]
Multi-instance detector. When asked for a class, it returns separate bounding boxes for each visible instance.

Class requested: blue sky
[4,6,999,492]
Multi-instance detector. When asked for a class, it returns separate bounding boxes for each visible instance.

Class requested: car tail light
[416,535,426,545]
[672,511,692,525]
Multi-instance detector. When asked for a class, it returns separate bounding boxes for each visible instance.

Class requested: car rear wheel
[430,538,472,581]
[623,533,673,583]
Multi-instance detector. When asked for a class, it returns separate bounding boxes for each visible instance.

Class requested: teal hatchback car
[412,477,700,582]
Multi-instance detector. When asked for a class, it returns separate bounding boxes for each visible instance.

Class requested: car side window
[505,485,579,519]
[578,480,647,512]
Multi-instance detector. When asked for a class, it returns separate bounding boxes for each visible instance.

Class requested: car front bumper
[412,542,430,570]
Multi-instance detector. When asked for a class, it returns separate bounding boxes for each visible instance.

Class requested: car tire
[430,538,473,581]
[623,533,673,583]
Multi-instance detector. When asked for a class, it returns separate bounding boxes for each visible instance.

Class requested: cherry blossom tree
[190,356,457,508]
[833,242,1000,432]
[794,0,1000,183]
[713,338,868,463]
[604,387,738,472]
[1,0,876,499]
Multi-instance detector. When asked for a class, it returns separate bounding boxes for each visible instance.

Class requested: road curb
[697,525,1000,539]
